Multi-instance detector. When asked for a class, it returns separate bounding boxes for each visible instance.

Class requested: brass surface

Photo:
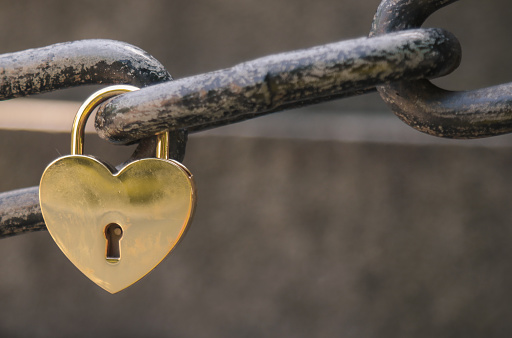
[40,156,195,293]
[39,86,196,293]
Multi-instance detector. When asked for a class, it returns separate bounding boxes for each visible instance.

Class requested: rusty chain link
[0,0,504,238]
[371,0,512,138]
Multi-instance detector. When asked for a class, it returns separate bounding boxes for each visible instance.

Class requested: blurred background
[1,0,512,337]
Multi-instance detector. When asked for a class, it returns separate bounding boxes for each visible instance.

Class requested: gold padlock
[39,85,196,294]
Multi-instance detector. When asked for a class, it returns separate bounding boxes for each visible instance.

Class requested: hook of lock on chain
[39,85,196,293]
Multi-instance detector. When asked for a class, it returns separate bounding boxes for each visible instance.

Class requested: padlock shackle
[71,85,169,160]
[155,129,169,160]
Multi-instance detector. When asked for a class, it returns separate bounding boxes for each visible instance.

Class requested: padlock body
[39,155,196,293]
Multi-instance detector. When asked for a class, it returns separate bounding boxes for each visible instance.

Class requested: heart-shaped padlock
[39,85,196,294]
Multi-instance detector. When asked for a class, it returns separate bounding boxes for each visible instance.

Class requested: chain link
[371,0,512,138]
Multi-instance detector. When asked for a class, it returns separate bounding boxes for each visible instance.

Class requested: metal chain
[371,0,512,138]
[94,28,460,143]
[0,0,502,238]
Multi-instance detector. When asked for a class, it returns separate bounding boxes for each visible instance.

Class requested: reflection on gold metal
[155,131,169,160]
[40,86,196,294]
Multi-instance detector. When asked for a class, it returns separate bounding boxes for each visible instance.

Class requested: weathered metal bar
[95,28,461,144]
[0,39,171,99]
[371,0,512,138]
[0,187,44,237]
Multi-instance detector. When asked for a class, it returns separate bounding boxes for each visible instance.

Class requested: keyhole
[104,223,123,263]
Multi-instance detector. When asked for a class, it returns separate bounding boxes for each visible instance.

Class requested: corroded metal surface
[0,187,44,237]
[371,0,512,138]
[95,28,461,144]
[0,39,171,99]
